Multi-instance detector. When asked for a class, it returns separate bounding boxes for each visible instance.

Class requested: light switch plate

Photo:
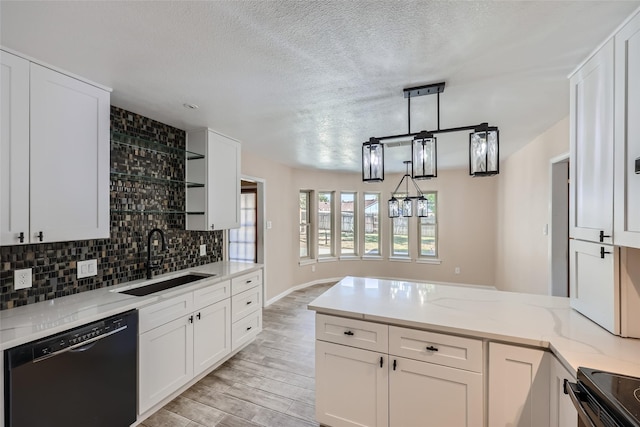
[200,244,207,256]
[14,268,32,290]
[78,259,97,279]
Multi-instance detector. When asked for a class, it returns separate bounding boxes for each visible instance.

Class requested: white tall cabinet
[569,38,615,245]
[0,49,110,245]
[614,11,640,248]
[186,128,241,231]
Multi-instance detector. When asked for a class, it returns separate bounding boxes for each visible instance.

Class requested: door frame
[548,153,570,297]
[238,174,266,305]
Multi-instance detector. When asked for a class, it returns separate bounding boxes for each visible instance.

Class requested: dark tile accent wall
[0,106,223,310]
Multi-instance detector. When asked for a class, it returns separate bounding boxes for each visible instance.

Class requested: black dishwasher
[4,309,138,427]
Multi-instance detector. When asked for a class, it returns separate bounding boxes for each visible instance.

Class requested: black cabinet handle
[37,231,43,242]
[344,330,354,336]
[426,345,439,352]
[380,357,383,368]
[188,315,194,323]
[196,312,201,320]
[600,247,612,259]
[246,326,252,331]
[393,359,397,371]
[246,280,252,284]
[246,301,252,305]
[18,232,24,243]
[599,230,611,242]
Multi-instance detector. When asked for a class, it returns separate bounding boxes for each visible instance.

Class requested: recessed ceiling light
[183,103,199,110]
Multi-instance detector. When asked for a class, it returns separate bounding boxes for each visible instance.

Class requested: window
[317,191,334,257]
[340,192,357,256]
[299,190,311,258]
[419,192,438,258]
[391,215,409,257]
[363,192,380,256]
[229,189,257,262]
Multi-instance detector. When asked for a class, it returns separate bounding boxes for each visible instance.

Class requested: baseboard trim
[264,277,344,307]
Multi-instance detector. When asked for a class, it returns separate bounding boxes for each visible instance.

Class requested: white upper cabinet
[0,49,111,245]
[186,128,241,231]
[614,11,640,248]
[0,51,30,245]
[569,38,615,244]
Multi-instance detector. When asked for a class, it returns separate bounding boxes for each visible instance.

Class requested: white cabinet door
[193,298,231,376]
[316,340,388,427]
[488,343,550,427]
[549,357,577,427]
[615,11,640,248]
[569,239,620,335]
[186,128,240,231]
[29,63,110,243]
[139,316,194,414]
[389,357,483,427]
[0,51,30,245]
[569,38,614,244]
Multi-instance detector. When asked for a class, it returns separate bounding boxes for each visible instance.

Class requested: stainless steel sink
[120,274,214,296]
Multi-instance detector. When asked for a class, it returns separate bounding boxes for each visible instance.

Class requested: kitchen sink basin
[120,274,214,296]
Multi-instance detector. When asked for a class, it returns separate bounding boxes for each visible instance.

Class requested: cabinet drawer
[232,310,261,350]
[231,269,262,295]
[316,314,388,353]
[139,293,193,334]
[231,287,261,322]
[194,280,230,311]
[389,326,483,373]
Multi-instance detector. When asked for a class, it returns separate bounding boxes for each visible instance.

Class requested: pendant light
[361,81,499,182]
[388,161,429,218]
[412,131,437,179]
[469,124,499,176]
[362,137,384,182]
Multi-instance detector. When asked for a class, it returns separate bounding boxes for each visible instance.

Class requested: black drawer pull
[380,357,383,368]
[344,331,354,336]
[426,346,439,352]
[246,326,252,331]
[188,315,194,323]
[393,359,397,371]
[37,231,43,242]
[600,247,612,259]
[246,301,252,305]
[196,312,201,320]
[246,280,252,284]
[18,232,24,243]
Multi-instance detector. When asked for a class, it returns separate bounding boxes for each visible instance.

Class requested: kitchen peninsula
[309,276,640,427]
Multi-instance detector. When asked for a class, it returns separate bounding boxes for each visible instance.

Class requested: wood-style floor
[141,282,335,427]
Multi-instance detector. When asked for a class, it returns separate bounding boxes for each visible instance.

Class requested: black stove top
[578,367,640,426]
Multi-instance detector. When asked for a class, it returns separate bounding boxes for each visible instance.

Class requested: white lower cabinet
[231,271,263,351]
[138,280,232,415]
[549,356,577,427]
[315,315,483,427]
[389,357,482,427]
[488,342,550,427]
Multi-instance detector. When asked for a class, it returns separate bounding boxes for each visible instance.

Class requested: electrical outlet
[78,259,97,279]
[312,265,316,272]
[266,221,272,230]
[14,268,32,290]
[200,244,207,256]
[454,267,461,275]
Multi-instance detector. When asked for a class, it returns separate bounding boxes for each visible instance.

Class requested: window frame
[317,191,336,259]
[362,192,382,258]
[299,190,312,260]
[339,191,358,258]
[418,191,438,260]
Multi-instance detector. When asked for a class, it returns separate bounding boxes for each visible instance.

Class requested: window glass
[299,191,311,258]
[363,193,380,255]
[419,192,438,257]
[318,191,334,257]
[340,192,357,256]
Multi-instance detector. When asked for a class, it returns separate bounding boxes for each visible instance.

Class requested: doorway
[549,154,570,297]
[229,180,260,263]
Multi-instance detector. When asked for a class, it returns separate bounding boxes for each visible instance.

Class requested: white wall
[495,117,570,294]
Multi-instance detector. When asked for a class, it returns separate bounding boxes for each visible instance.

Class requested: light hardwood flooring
[141,282,335,427]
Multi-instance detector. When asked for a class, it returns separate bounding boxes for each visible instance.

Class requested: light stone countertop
[308,276,640,378]
[0,261,262,350]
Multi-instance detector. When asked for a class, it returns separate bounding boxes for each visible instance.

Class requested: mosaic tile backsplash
[0,106,224,310]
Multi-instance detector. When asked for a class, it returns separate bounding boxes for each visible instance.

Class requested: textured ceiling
[1,1,639,173]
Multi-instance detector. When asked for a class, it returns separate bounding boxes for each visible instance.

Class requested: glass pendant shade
[416,196,428,217]
[412,132,437,179]
[388,197,400,218]
[362,138,384,182]
[402,197,412,217]
[469,127,499,176]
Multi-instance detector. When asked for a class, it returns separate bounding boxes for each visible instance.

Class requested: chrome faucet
[147,228,167,279]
